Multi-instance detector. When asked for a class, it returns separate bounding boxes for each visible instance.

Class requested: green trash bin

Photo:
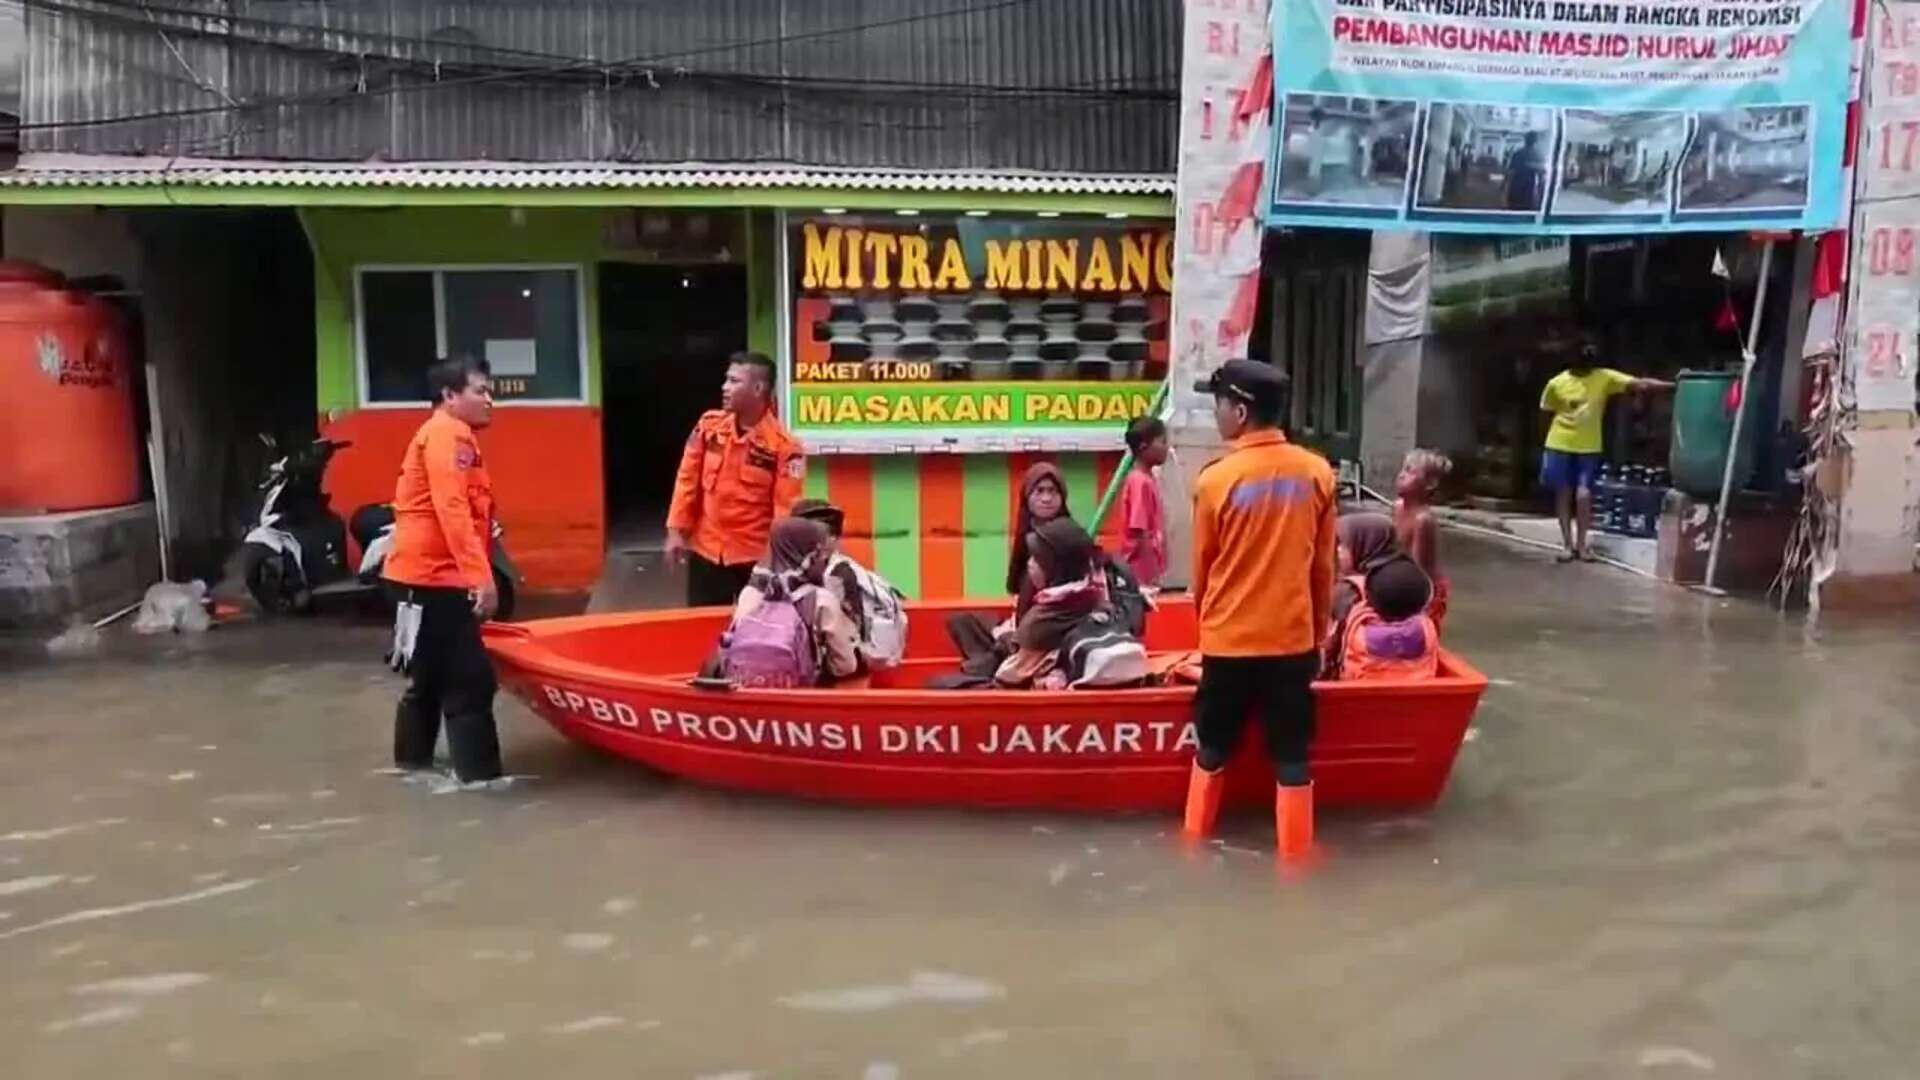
[1669,370,1758,498]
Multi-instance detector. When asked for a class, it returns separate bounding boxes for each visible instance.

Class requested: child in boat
[1117,416,1170,589]
[791,497,908,670]
[1393,448,1452,629]
[948,462,1076,676]
[712,517,859,687]
[1330,555,1439,682]
[1321,512,1404,679]
[994,518,1127,689]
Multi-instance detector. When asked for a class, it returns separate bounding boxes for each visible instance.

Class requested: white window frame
[352,263,591,409]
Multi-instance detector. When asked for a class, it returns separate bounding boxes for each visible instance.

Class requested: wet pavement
[3,533,1918,1078]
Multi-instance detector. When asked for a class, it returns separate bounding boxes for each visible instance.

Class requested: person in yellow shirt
[1539,343,1672,562]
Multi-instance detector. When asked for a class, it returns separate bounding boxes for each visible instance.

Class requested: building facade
[2,0,1183,598]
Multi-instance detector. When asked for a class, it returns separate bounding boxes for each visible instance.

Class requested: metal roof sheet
[0,154,1175,194]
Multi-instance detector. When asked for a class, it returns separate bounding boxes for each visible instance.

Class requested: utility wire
[10,0,1147,134]
[13,0,1171,105]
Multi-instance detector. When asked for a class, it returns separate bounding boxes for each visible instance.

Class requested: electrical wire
[10,0,1163,134]
[12,0,1173,108]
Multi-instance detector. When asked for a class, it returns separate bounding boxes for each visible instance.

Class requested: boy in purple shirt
[1118,416,1169,588]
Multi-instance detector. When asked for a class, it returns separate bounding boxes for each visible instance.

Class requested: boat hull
[482,598,1486,813]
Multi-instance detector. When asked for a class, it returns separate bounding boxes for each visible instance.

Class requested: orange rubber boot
[1275,781,1314,862]
[1181,763,1226,845]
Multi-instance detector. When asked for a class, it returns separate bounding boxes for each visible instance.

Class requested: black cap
[1192,359,1286,411]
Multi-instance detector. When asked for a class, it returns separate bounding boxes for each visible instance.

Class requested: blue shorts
[1540,450,1603,493]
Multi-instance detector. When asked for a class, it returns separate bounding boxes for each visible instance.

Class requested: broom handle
[1090,379,1172,534]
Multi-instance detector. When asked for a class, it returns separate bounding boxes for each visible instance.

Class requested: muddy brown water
[2,535,1917,1078]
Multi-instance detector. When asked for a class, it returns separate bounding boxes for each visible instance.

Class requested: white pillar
[1165,0,1276,586]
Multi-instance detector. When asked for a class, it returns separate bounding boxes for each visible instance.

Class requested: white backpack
[831,555,908,669]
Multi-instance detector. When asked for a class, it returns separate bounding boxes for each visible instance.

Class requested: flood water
[3,534,1917,1078]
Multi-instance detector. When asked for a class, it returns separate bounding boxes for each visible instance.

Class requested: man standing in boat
[666,351,808,607]
[1181,360,1337,861]
[385,354,505,785]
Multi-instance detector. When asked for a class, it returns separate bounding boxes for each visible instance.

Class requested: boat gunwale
[482,601,1490,709]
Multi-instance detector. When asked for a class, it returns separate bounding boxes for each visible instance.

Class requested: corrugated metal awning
[0,154,1175,195]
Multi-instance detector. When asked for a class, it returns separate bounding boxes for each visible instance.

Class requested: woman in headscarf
[993,518,1109,688]
[1321,512,1405,678]
[1006,462,1072,612]
[714,516,859,683]
[948,461,1078,676]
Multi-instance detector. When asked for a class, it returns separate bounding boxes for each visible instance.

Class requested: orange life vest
[1338,588,1439,682]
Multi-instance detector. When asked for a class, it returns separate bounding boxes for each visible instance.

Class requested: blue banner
[1266,0,1852,234]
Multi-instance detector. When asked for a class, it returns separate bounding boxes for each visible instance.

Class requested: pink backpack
[721,593,820,689]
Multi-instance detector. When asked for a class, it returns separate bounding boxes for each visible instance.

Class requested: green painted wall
[962,453,1013,597]
[307,207,616,412]
[305,206,789,413]
[744,208,780,358]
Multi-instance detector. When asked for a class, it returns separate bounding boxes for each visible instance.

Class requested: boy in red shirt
[1117,416,1169,588]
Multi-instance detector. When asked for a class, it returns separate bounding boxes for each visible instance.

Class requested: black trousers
[1193,652,1318,786]
[687,552,755,608]
[393,586,502,782]
[945,612,1011,678]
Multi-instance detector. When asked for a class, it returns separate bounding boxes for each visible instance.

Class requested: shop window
[356,266,586,405]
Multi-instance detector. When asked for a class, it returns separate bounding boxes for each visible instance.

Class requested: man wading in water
[1180,360,1338,861]
[385,355,505,784]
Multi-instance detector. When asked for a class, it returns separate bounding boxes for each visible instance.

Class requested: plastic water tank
[1669,370,1757,498]
[0,262,140,512]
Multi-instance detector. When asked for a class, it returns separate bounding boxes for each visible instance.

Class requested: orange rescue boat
[482,596,1486,813]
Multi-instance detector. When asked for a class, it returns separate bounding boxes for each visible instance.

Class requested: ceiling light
[965,209,990,217]
[1036,211,1062,218]
[1105,212,1129,219]
[822,207,848,215]
[895,209,921,216]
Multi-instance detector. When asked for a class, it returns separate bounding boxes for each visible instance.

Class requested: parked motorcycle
[240,435,354,615]
[240,434,519,619]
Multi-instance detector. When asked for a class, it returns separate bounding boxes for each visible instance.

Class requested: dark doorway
[1267,229,1368,465]
[598,262,748,542]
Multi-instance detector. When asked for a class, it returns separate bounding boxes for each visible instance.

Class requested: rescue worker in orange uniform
[666,352,807,607]
[384,355,504,783]
[1180,360,1337,861]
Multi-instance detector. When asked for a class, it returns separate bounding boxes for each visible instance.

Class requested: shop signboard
[1264,0,1852,235]
[1848,7,1920,415]
[1167,0,1275,430]
[784,214,1171,450]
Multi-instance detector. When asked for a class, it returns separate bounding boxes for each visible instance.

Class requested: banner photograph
[1265,0,1851,234]
[785,214,1169,445]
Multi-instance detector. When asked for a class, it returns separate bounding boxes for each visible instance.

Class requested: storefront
[1419,231,1798,505]
[272,177,1175,599]
[782,210,1172,598]
[1261,0,1852,537]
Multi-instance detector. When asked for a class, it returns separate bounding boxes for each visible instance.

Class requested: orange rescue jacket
[1338,602,1439,681]
[667,409,807,567]
[384,409,494,590]
[1190,429,1337,657]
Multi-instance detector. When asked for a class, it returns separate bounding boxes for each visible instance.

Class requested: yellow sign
[794,382,1158,431]
[799,222,1174,294]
